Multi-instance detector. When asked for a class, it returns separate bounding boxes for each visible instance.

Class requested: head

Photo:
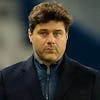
[28,2,72,66]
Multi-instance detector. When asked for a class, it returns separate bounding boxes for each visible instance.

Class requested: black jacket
[0,54,100,100]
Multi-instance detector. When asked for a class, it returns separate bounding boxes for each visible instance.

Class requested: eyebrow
[54,30,63,32]
[38,29,48,31]
[38,29,63,32]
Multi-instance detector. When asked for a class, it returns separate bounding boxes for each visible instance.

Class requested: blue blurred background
[0,0,100,70]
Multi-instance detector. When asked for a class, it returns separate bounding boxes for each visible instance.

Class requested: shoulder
[0,61,25,89]
[64,55,100,78]
[0,61,25,81]
[0,55,36,91]
[0,54,35,79]
[65,56,100,99]
[0,55,34,74]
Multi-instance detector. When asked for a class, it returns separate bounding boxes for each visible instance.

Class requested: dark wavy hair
[28,2,73,32]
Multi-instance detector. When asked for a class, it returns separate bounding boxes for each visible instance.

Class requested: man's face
[29,21,68,65]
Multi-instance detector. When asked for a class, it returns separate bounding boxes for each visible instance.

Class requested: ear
[28,29,33,43]
[66,32,68,40]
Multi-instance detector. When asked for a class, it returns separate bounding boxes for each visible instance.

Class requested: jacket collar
[21,55,44,100]
[53,54,79,100]
[21,54,79,100]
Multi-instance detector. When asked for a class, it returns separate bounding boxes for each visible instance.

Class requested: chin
[43,56,58,62]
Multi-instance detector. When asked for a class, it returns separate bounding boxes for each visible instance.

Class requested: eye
[38,30,48,37]
[53,31,62,37]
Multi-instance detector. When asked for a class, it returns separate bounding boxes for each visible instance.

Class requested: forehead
[34,21,65,31]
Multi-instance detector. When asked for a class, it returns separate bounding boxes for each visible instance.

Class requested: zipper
[45,66,50,100]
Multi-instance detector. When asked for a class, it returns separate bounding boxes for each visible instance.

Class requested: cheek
[32,40,40,47]
[31,38,44,49]
[58,38,67,48]
[31,36,38,45]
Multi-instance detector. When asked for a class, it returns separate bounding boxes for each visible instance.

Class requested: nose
[47,33,55,45]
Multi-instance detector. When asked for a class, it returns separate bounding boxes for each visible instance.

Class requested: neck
[37,59,55,67]
[34,56,57,67]
[33,52,62,67]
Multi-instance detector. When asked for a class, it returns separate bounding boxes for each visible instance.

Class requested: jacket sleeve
[93,71,100,100]
[0,71,6,100]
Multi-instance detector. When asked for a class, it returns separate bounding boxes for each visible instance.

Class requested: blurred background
[0,0,100,70]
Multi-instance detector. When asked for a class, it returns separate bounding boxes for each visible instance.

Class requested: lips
[46,48,55,50]
[44,47,56,52]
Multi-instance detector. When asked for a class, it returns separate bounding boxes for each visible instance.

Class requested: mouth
[44,48,56,52]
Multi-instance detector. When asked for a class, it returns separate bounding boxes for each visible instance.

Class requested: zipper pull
[47,66,50,75]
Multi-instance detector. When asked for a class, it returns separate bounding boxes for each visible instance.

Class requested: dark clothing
[0,54,100,100]
[34,59,61,100]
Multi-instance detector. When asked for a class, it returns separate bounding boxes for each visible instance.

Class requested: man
[0,2,100,100]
